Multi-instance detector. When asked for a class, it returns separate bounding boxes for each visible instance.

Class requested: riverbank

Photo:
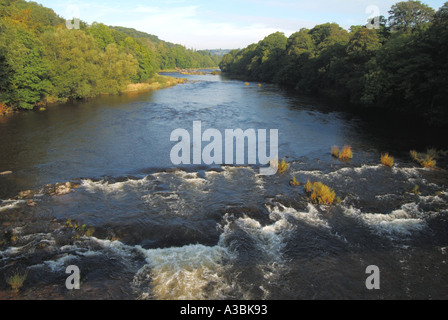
[121,74,188,94]
[0,74,188,117]
[160,67,220,75]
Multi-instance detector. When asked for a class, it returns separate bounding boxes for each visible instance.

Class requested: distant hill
[109,26,163,44]
[205,49,233,57]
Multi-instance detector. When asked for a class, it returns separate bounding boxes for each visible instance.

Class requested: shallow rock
[18,190,34,199]
[27,200,36,207]
[54,182,74,196]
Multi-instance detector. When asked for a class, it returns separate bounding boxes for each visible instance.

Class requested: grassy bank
[0,74,188,116]
[122,74,188,94]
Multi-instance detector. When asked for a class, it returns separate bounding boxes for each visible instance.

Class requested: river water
[0,71,447,300]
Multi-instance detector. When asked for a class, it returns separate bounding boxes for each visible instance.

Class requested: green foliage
[41,29,102,100]
[388,0,435,31]
[0,22,50,109]
[87,22,115,50]
[220,0,448,126]
[0,0,221,110]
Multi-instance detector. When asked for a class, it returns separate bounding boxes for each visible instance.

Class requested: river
[0,71,447,300]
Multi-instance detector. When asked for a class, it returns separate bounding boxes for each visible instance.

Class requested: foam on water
[42,254,79,272]
[0,246,23,258]
[129,202,332,300]
[293,165,422,182]
[134,244,232,300]
[342,202,425,237]
[173,171,208,185]
[81,177,149,194]
[0,200,26,212]
[268,203,330,229]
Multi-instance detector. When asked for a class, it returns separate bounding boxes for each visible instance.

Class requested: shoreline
[121,74,188,94]
[0,74,188,116]
[160,67,220,75]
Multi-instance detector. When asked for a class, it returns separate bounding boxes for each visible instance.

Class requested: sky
[32,0,447,50]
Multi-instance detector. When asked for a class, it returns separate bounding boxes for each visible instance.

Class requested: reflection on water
[0,72,447,300]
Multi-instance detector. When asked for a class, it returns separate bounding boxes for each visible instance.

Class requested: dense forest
[0,0,221,112]
[220,1,448,126]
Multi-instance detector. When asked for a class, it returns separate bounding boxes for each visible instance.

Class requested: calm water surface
[0,72,447,300]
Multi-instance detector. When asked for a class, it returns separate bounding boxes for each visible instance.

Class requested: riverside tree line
[219,1,448,126]
[0,0,221,111]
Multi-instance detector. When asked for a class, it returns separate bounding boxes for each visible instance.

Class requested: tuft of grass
[410,150,437,169]
[331,146,340,158]
[7,270,28,293]
[410,185,420,195]
[305,181,336,205]
[65,219,95,239]
[277,158,289,174]
[339,146,353,161]
[305,180,313,193]
[381,153,394,167]
[422,156,436,169]
[290,176,300,186]
[11,230,19,243]
[410,150,419,162]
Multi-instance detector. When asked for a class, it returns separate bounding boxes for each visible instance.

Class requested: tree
[342,28,382,103]
[97,43,138,94]
[88,22,115,51]
[122,36,158,82]
[275,29,314,86]
[41,29,102,100]
[0,23,50,109]
[388,0,435,31]
[309,23,349,54]
[253,32,287,81]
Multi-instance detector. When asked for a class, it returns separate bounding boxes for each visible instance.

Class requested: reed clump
[289,176,300,186]
[339,145,353,161]
[410,150,436,169]
[381,153,394,167]
[305,180,336,205]
[331,145,353,161]
[331,146,340,158]
[277,158,289,174]
[7,270,28,293]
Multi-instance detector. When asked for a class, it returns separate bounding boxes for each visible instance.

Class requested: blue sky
[33,0,447,49]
